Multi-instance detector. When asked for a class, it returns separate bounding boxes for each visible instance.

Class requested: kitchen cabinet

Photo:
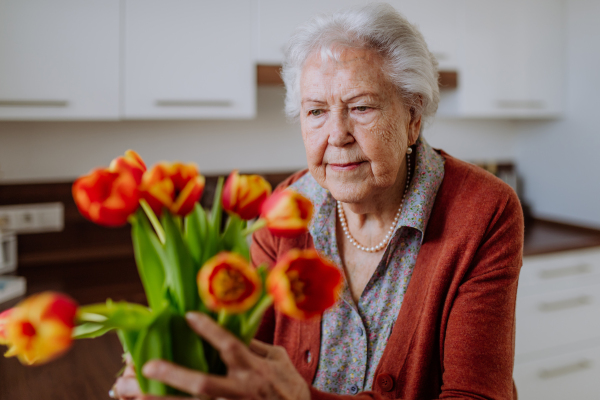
[0,0,120,120]
[448,0,565,118]
[256,0,459,70]
[514,247,600,399]
[123,0,255,119]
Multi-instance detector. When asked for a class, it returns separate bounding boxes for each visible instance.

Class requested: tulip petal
[1,292,78,365]
[267,249,342,320]
[198,252,261,314]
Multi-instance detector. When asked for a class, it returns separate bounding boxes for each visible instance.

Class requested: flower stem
[217,309,230,326]
[241,295,273,342]
[240,218,267,237]
[139,199,166,244]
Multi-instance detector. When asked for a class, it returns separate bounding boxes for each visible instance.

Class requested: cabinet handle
[538,295,592,312]
[0,100,68,107]
[539,264,592,279]
[496,100,545,109]
[539,359,592,380]
[155,100,232,107]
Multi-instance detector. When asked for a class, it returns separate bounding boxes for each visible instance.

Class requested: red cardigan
[251,151,524,400]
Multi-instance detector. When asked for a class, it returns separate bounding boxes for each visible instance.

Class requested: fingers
[248,339,270,357]
[185,312,254,367]
[249,340,287,361]
[138,396,201,400]
[142,359,244,399]
[123,362,136,378]
[112,375,142,399]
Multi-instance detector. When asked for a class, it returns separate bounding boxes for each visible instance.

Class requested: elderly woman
[115,3,523,399]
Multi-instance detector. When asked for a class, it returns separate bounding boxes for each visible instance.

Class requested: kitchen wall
[3,0,597,230]
[0,86,518,184]
[515,0,600,228]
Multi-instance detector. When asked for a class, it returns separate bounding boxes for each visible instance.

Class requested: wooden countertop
[524,218,600,257]
[2,218,600,399]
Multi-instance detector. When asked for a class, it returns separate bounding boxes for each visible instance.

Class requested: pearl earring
[406,146,413,154]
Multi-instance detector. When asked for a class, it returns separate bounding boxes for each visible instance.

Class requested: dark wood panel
[257,64,459,90]
[0,333,123,400]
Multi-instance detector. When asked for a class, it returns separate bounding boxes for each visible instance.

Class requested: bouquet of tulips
[0,151,343,395]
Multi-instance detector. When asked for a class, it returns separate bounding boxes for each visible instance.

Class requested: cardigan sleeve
[437,190,523,399]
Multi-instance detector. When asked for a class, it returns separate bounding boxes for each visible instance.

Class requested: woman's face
[299,47,421,204]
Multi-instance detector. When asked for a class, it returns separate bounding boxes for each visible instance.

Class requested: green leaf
[74,300,155,340]
[240,264,272,344]
[131,210,168,310]
[162,211,197,313]
[117,329,140,355]
[185,203,209,271]
[210,177,225,234]
[170,314,209,373]
[72,323,114,339]
[132,306,173,395]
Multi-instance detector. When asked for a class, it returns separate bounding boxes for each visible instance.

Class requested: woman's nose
[327,110,354,147]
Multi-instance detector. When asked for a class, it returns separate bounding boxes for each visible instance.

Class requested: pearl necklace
[337,152,412,253]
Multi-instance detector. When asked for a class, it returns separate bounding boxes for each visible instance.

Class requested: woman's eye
[310,109,323,116]
[355,106,369,112]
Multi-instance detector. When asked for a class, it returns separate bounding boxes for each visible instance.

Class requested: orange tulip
[261,190,313,238]
[140,162,205,217]
[1,292,77,365]
[109,150,147,184]
[198,252,261,314]
[222,170,272,220]
[0,308,13,344]
[73,167,141,227]
[267,249,342,320]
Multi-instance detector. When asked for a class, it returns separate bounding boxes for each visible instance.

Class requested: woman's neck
[339,160,408,240]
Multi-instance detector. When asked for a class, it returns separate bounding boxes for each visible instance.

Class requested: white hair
[282,3,439,124]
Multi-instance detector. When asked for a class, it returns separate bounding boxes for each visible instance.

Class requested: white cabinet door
[256,0,367,64]
[391,0,460,70]
[124,0,255,119]
[514,345,600,400]
[457,0,565,118]
[257,0,458,69]
[0,0,120,120]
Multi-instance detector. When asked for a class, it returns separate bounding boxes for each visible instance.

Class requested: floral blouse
[289,136,445,395]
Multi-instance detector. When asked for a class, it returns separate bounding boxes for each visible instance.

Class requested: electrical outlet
[0,203,64,234]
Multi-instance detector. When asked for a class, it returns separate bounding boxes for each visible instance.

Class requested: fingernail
[185,311,203,323]
[142,361,158,377]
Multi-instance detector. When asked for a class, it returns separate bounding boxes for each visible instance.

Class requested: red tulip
[109,150,147,184]
[73,167,141,227]
[222,170,272,220]
[198,252,261,314]
[267,249,342,320]
[140,162,205,217]
[1,292,78,365]
[261,190,313,238]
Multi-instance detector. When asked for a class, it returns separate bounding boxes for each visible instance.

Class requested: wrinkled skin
[300,47,421,301]
[300,47,421,213]
[112,313,310,400]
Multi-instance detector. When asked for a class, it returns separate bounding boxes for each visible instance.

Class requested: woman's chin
[327,183,369,204]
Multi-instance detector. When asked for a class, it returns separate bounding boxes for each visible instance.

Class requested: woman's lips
[328,161,365,171]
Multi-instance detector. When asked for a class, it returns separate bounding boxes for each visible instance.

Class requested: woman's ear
[408,107,422,144]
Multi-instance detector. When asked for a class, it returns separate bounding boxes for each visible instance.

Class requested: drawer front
[516,284,600,355]
[514,345,600,400]
[520,247,600,295]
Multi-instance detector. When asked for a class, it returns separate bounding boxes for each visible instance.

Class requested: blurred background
[0,1,599,399]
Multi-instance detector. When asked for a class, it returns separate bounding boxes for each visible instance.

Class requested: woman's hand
[111,354,142,400]
[138,312,310,400]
